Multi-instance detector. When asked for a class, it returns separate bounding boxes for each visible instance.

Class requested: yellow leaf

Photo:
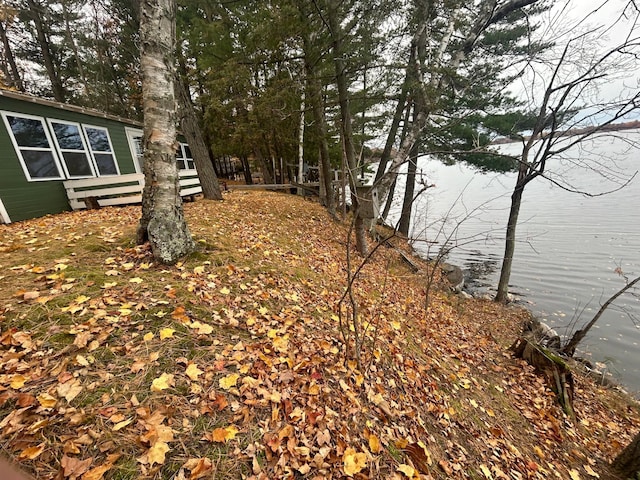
[569,469,581,480]
[189,321,213,335]
[193,265,205,274]
[104,269,119,276]
[129,277,143,284]
[391,320,401,330]
[151,373,174,392]
[368,434,381,454]
[480,464,493,479]
[112,418,133,431]
[219,373,239,390]
[76,354,90,366]
[584,465,600,478]
[211,425,239,443]
[75,295,90,304]
[533,446,545,460]
[143,332,154,342]
[185,363,203,381]
[147,441,170,466]
[19,443,46,460]
[398,464,415,478]
[343,447,367,476]
[37,392,57,408]
[159,328,175,340]
[220,286,231,295]
[101,281,117,289]
[10,374,28,389]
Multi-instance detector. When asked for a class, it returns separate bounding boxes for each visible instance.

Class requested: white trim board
[0,198,11,224]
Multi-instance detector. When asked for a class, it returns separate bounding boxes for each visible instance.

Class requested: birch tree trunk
[137,0,194,264]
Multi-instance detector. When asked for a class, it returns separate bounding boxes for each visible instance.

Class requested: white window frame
[125,127,144,174]
[1,111,65,182]
[82,124,121,176]
[46,119,97,179]
[177,142,196,171]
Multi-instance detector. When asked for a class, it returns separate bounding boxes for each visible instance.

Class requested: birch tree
[137,0,195,264]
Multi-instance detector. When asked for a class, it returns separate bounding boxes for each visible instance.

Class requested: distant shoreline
[492,120,640,144]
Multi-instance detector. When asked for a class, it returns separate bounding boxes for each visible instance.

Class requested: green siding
[0,95,140,222]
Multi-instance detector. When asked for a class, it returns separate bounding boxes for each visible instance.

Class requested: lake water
[385,130,640,393]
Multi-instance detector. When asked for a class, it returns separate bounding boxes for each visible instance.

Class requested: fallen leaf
[185,363,203,381]
[584,465,600,478]
[10,374,28,389]
[112,418,133,431]
[183,457,213,479]
[81,453,121,480]
[211,425,239,443]
[57,379,83,402]
[569,470,581,480]
[219,373,239,390]
[480,464,493,479]
[147,441,170,466]
[37,393,57,408]
[19,443,46,460]
[398,464,415,478]
[159,328,175,340]
[151,373,174,392]
[368,434,381,454]
[61,454,93,479]
[343,447,367,476]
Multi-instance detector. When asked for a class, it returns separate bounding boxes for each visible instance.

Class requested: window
[83,125,120,176]
[176,143,195,170]
[48,120,95,178]
[125,128,144,173]
[1,112,63,181]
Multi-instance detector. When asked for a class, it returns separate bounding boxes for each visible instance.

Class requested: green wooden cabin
[0,90,196,223]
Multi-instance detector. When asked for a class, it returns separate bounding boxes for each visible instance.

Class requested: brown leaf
[61,454,93,479]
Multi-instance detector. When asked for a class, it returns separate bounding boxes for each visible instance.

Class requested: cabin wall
[0,95,139,222]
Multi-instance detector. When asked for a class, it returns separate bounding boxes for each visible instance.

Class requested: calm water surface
[385,131,640,393]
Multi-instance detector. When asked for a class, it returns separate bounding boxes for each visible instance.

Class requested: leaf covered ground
[0,191,638,480]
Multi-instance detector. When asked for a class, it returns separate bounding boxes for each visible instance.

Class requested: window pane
[177,159,186,170]
[94,153,117,175]
[187,160,195,170]
[63,152,92,176]
[183,145,192,159]
[7,116,50,148]
[21,150,60,178]
[51,123,83,149]
[85,127,111,152]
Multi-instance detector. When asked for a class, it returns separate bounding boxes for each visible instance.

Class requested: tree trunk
[175,72,222,200]
[306,64,335,213]
[240,155,252,184]
[398,153,417,236]
[612,430,640,478]
[26,0,66,102]
[0,19,24,91]
[254,145,274,184]
[137,0,194,264]
[495,184,524,302]
[562,275,640,356]
[327,0,366,255]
